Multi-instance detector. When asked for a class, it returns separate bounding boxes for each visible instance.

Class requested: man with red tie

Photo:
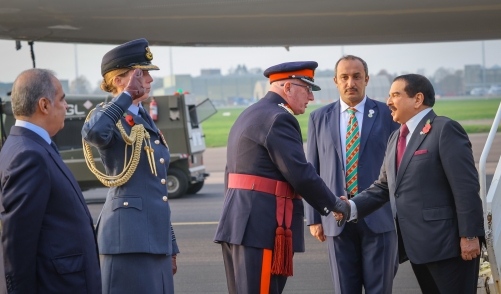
[338,74,484,294]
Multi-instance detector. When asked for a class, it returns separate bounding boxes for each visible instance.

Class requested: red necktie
[396,124,409,170]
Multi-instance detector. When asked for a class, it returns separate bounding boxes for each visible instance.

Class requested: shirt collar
[405,108,433,135]
[128,103,142,116]
[15,120,51,144]
[340,96,367,114]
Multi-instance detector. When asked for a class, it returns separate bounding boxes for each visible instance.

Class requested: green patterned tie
[346,107,360,196]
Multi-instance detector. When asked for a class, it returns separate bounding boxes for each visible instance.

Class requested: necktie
[138,107,154,128]
[396,124,409,170]
[346,107,360,196]
[50,141,61,157]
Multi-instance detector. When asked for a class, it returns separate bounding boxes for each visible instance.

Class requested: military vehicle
[0,94,217,199]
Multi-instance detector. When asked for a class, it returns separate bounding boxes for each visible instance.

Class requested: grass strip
[202,98,501,147]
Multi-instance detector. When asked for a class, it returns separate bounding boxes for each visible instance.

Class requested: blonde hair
[100,68,131,95]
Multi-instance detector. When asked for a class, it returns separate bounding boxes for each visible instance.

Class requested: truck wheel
[186,180,204,194]
[167,168,188,199]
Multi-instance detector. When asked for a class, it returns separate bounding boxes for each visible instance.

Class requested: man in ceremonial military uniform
[214,61,350,294]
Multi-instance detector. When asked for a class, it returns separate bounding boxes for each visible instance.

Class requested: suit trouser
[395,218,481,294]
[221,242,288,294]
[410,253,480,294]
[331,219,398,294]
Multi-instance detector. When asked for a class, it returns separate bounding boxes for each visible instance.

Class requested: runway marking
[172,221,219,225]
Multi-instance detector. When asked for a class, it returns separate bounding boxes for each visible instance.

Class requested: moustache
[389,106,397,111]
[345,88,358,93]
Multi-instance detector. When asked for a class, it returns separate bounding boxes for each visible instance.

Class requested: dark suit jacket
[214,92,340,251]
[353,110,484,264]
[0,126,101,294]
[305,98,399,236]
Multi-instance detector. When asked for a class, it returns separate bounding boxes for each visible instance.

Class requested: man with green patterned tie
[304,55,400,293]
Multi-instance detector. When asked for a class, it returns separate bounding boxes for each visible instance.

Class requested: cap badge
[145,47,153,60]
[278,103,294,115]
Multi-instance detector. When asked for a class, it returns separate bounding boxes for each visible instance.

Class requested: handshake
[332,196,351,227]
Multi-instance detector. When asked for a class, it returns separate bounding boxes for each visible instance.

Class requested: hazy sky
[1,39,500,88]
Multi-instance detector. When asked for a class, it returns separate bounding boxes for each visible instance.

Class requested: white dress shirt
[339,96,366,169]
[404,108,432,145]
[338,96,367,220]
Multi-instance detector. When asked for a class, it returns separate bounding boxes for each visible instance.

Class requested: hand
[333,196,351,227]
[460,237,480,261]
[124,69,145,100]
[172,254,177,275]
[309,224,326,242]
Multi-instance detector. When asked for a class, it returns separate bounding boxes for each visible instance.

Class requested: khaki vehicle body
[0,94,216,199]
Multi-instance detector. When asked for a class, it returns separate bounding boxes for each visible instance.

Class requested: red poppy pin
[420,119,431,135]
[125,114,135,126]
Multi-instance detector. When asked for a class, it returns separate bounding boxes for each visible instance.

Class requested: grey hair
[11,68,57,117]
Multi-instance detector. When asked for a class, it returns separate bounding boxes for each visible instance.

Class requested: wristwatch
[465,236,477,241]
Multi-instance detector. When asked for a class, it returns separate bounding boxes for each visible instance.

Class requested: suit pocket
[112,196,143,211]
[52,253,86,274]
[422,206,454,221]
[410,151,431,161]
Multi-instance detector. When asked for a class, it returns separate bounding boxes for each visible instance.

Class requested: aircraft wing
[0,0,500,46]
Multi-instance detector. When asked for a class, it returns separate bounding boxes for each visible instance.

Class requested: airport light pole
[482,41,486,89]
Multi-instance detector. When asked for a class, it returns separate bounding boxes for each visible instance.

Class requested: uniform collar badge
[278,103,294,115]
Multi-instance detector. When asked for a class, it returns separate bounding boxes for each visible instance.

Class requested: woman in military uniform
[82,39,179,294]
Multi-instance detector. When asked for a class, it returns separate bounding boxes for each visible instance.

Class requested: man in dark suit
[336,74,484,294]
[214,61,350,294]
[305,55,399,293]
[0,69,101,294]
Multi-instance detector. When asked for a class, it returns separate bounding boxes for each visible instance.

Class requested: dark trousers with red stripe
[221,242,288,294]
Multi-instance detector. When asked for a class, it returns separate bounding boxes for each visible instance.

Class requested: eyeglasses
[280,82,313,93]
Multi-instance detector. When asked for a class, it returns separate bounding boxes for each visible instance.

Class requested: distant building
[464,64,501,92]
[200,69,221,76]
[253,76,391,103]
[152,68,391,105]
[253,81,270,101]
[153,69,266,105]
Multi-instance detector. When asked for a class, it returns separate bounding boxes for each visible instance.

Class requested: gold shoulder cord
[83,108,157,187]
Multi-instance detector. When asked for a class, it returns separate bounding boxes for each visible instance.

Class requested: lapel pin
[368,109,375,118]
[420,119,432,135]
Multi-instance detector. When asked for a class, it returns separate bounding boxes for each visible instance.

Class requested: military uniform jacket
[82,93,179,255]
[214,92,339,252]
